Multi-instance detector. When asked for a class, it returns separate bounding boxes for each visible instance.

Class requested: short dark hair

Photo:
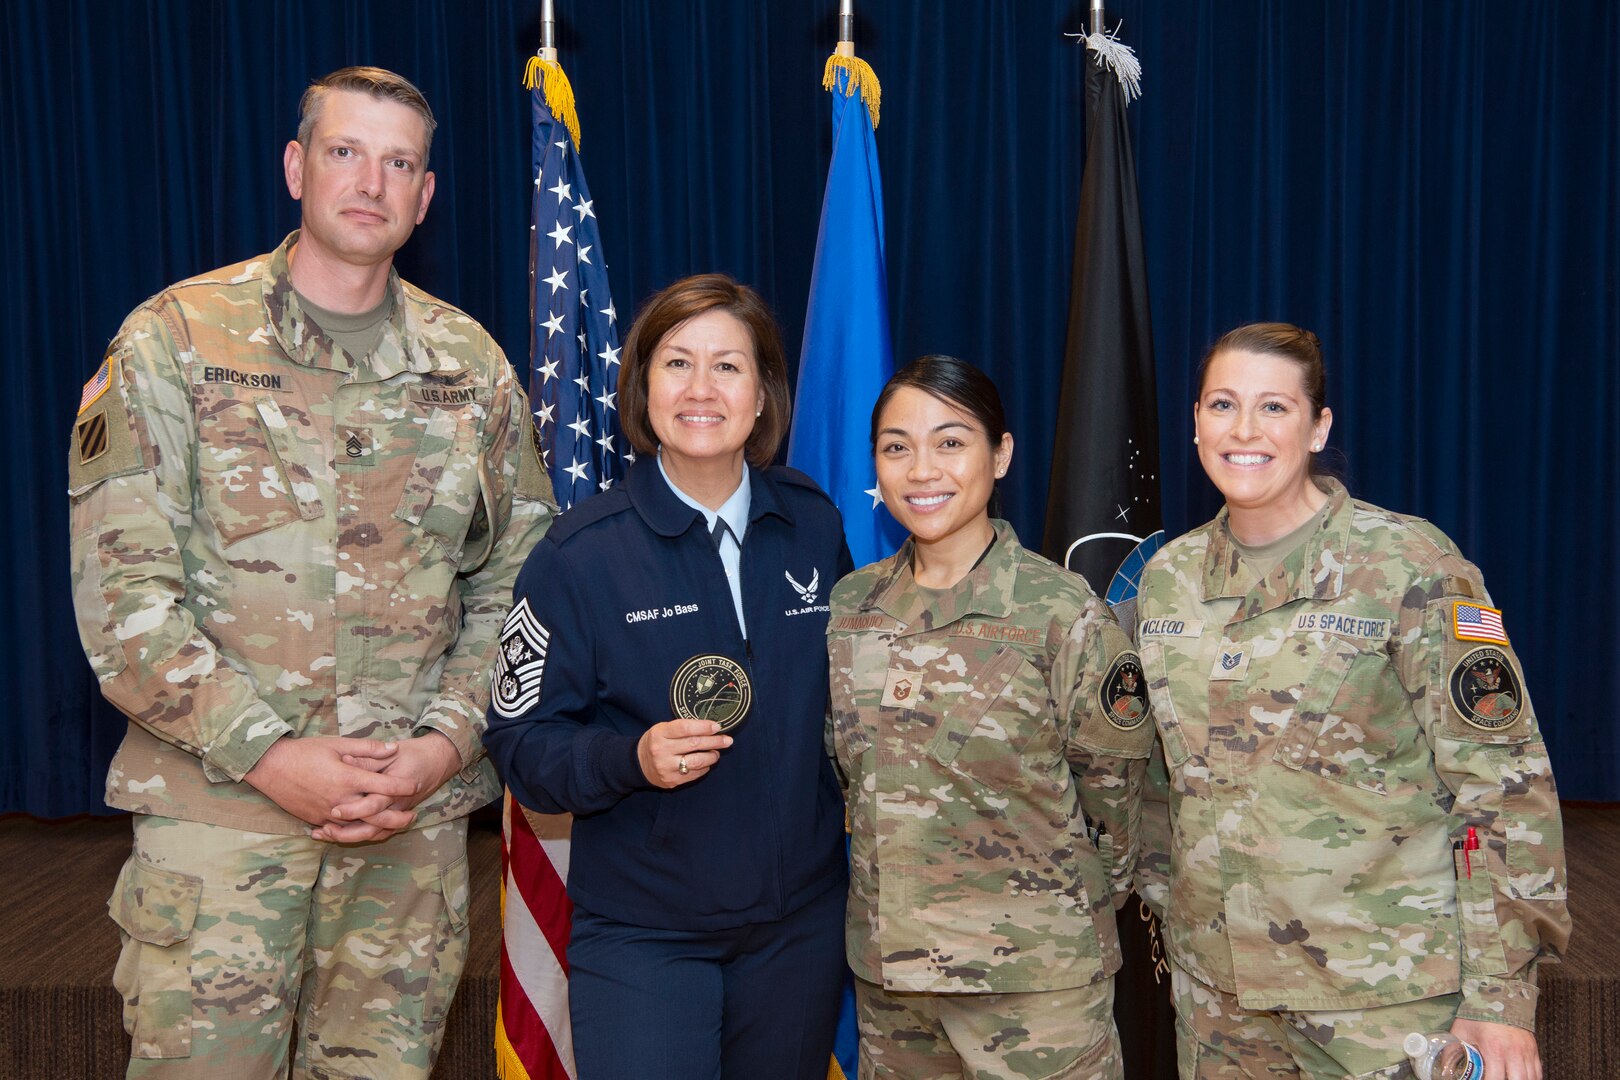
[1199,322,1327,419]
[869,354,1008,448]
[618,274,792,468]
[297,66,437,167]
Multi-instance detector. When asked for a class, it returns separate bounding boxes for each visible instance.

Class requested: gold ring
[677,756,689,775]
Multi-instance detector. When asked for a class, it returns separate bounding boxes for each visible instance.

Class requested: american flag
[526,66,629,511]
[78,356,111,413]
[497,57,630,1080]
[1454,601,1508,644]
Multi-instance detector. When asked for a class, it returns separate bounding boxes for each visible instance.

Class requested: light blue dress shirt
[658,454,751,639]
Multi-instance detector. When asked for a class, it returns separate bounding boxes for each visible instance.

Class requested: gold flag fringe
[822,54,881,129]
[524,55,582,149]
[494,999,536,1080]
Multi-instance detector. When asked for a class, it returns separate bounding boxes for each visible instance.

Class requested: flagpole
[540,0,557,61]
[838,0,854,56]
[1091,0,1105,36]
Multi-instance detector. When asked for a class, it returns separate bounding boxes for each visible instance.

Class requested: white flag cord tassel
[1066,22,1144,104]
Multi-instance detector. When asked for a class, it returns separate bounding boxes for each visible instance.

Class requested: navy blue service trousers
[568,882,846,1080]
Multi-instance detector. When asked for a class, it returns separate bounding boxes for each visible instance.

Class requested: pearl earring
[1193,436,1200,445]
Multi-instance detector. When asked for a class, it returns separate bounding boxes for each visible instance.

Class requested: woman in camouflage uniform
[827,356,1154,1080]
[1135,324,1570,1080]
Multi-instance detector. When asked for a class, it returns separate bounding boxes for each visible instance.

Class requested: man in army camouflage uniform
[67,67,553,1078]
[1135,323,1569,1080]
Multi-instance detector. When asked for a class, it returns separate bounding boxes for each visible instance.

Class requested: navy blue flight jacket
[486,458,853,931]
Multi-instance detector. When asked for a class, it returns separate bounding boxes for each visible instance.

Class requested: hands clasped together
[244,732,463,844]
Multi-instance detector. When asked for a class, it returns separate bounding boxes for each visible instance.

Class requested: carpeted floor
[2,804,1615,1079]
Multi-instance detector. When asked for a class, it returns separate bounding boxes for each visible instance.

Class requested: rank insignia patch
[1448,646,1524,731]
[76,410,110,465]
[1100,652,1149,731]
[1453,601,1508,645]
[1210,646,1250,681]
[881,668,920,709]
[492,598,550,719]
[340,427,377,464]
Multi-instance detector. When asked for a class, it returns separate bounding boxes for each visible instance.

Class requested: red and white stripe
[496,793,576,1080]
[1457,603,1507,644]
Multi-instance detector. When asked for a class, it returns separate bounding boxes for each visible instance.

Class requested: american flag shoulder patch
[492,597,551,719]
[1453,600,1508,644]
[78,355,114,414]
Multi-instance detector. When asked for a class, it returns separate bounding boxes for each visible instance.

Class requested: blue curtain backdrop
[4,0,1615,813]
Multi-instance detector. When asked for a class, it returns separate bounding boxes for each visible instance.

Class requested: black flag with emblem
[1042,25,1176,1080]
[1042,27,1162,599]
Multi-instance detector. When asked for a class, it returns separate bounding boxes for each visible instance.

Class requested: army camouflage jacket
[67,233,554,834]
[1135,479,1569,1029]
[827,523,1154,994]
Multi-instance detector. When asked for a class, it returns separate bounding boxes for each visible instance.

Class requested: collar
[865,519,1021,635]
[1202,477,1353,618]
[657,452,752,543]
[626,456,793,540]
[261,230,448,381]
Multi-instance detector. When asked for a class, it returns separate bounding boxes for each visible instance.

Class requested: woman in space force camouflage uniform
[1135,323,1570,1080]
[826,356,1154,1080]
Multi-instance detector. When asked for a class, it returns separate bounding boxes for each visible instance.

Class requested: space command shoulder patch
[1100,651,1149,731]
[1448,646,1524,732]
[492,597,550,719]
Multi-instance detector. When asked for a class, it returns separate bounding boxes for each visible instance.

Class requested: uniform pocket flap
[108,855,202,947]
[924,646,1024,771]
[439,854,471,934]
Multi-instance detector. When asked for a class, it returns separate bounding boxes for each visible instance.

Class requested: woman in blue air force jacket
[485,274,853,1080]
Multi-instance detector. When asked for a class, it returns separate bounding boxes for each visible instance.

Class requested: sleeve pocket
[1139,641,1191,768]
[1452,847,1509,976]
[108,855,202,1059]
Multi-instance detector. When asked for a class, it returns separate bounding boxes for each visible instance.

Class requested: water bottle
[1403,1031,1484,1080]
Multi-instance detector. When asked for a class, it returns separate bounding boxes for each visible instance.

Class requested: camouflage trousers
[855,975,1123,1080]
[1171,964,1462,1079]
[109,814,471,1080]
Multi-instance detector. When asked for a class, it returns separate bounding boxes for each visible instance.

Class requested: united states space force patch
[492,597,550,718]
[1100,652,1149,731]
[1448,646,1524,732]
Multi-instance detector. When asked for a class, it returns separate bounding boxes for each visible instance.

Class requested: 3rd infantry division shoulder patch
[76,410,109,465]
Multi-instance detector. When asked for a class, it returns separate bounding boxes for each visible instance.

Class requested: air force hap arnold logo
[784,567,829,617]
